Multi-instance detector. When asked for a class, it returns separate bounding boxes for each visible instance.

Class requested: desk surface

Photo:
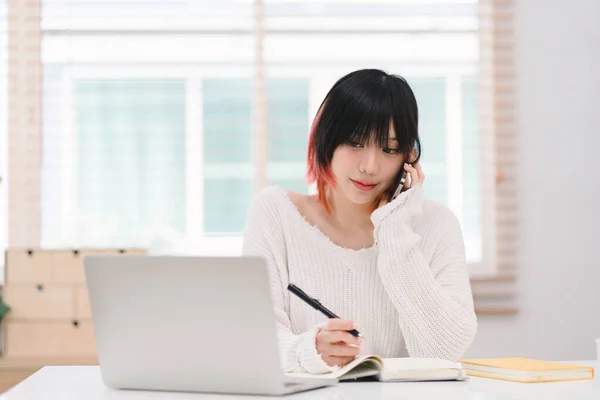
[1,361,598,400]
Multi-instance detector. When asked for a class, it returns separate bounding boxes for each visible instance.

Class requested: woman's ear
[406,148,417,164]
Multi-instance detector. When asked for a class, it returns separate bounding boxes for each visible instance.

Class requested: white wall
[465,0,600,360]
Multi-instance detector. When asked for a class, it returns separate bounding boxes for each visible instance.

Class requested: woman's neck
[327,187,374,231]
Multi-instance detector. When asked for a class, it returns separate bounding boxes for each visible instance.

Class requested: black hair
[307,69,422,203]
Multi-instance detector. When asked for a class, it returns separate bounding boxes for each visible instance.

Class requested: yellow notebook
[460,358,595,383]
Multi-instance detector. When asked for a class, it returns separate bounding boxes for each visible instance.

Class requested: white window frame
[43,22,494,272]
[50,62,496,272]
[58,65,216,250]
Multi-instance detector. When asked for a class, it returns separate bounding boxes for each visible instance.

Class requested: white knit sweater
[242,184,477,374]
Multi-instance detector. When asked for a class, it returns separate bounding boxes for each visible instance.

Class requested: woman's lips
[351,179,377,191]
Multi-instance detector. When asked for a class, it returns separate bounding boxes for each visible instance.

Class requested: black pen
[287,283,361,338]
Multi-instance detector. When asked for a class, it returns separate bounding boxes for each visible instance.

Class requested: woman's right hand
[316,319,362,367]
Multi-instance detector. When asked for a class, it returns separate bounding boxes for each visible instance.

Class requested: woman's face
[330,127,406,206]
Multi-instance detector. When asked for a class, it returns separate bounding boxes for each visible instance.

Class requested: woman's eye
[383,147,400,154]
[348,141,364,148]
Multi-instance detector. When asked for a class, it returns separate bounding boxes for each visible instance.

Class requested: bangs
[345,100,414,155]
[315,71,419,161]
[347,100,395,149]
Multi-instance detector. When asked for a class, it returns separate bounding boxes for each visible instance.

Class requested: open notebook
[286,355,466,382]
[460,358,595,383]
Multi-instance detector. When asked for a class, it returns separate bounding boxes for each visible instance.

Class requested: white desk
[1,361,598,400]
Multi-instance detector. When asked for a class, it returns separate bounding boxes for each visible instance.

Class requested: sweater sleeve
[370,184,478,361]
[242,188,337,374]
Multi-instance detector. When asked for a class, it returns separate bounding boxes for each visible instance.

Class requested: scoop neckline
[272,186,378,256]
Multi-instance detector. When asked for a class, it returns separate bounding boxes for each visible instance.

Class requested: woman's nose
[358,148,380,175]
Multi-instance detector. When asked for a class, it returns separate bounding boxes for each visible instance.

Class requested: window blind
[7,0,42,251]
[469,0,518,314]
[0,0,7,279]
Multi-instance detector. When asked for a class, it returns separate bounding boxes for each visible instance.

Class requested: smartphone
[388,167,408,202]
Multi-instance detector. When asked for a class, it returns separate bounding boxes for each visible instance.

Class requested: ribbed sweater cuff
[295,325,339,374]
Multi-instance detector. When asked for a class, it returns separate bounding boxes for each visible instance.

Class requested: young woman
[242,69,477,374]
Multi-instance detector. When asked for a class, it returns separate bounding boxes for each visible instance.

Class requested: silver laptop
[84,255,335,396]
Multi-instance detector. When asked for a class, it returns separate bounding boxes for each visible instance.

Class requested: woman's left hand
[378,162,425,208]
[402,162,425,190]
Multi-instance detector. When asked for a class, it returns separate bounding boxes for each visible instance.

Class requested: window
[202,79,254,234]
[74,80,187,244]
[266,79,310,194]
[37,0,494,275]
